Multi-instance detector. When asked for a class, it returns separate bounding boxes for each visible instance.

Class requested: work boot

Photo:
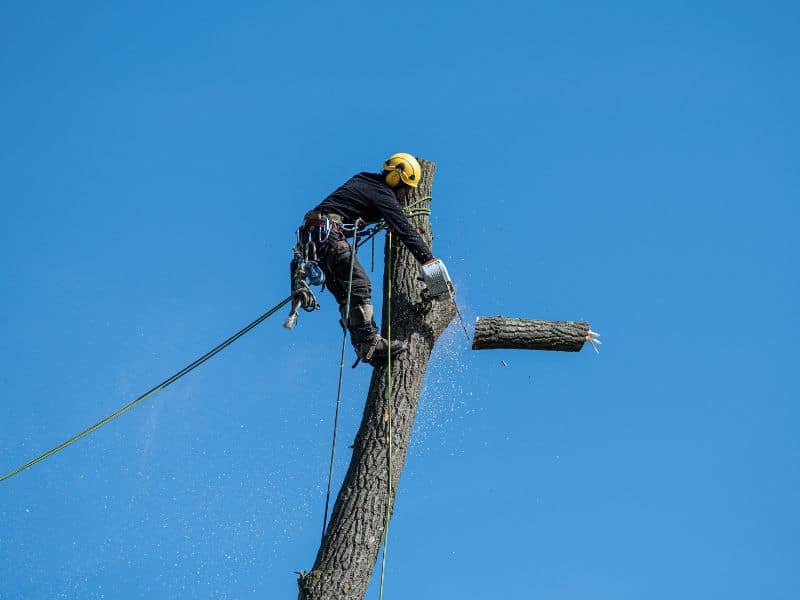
[350,322,408,367]
[343,303,408,367]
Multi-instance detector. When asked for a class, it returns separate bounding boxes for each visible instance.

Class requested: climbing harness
[321,220,362,539]
[0,295,293,483]
[285,200,430,331]
[285,214,383,331]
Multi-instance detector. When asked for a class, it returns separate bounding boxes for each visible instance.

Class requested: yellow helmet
[383,152,421,188]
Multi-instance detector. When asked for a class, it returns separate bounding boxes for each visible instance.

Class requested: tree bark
[297,159,455,600]
[471,316,589,352]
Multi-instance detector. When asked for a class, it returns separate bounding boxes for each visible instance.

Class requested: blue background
[1,2,798,598]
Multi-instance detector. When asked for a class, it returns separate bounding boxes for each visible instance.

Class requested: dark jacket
[312,172,434,264]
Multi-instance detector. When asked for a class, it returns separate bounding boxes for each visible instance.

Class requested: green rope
[321,224,360,539]
[407,195,432,211]
[0,295,293,483]
[403,196,431,220]
[378,232,395,600]
[376,195,430,598]
[319,197,431,543]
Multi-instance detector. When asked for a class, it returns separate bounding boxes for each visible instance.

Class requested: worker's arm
[373,192,434,264]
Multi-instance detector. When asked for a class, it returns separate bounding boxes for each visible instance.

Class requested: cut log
[471,316,589,352]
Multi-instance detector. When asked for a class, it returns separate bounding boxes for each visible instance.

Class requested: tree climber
[289,153,446,366]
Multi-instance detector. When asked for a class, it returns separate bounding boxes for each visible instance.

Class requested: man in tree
[290,153,445,366]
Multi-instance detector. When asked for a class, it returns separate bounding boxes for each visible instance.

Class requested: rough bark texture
[472,316,589,352]
[297,159,455,600]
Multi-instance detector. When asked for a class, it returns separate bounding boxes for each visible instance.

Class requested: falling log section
[472,316,590,352]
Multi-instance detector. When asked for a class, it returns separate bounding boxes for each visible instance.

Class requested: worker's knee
[340,302,374,326]
[349,278,371,306]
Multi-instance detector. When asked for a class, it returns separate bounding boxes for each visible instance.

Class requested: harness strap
[305,219,342,230]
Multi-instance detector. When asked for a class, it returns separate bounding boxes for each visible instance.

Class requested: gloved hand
[419,258,454,299]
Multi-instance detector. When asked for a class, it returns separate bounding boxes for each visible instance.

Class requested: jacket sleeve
[373,191,434,264]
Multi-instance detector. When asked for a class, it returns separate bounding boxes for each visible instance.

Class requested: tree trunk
[471,316,589,352]
[297,159,455,600]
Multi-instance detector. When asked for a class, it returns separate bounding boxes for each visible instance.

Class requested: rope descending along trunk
[378,231,395,600]
[321,224,361,540]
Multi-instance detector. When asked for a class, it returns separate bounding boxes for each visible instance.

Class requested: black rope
[321,225,360,540]
[0,296,293,483]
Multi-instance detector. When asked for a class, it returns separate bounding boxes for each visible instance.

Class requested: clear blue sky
[2,2,798,598]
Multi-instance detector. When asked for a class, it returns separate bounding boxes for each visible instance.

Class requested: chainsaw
[420,259,470,341]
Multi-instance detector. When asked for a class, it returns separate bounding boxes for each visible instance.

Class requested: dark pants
[294,228,372,311]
